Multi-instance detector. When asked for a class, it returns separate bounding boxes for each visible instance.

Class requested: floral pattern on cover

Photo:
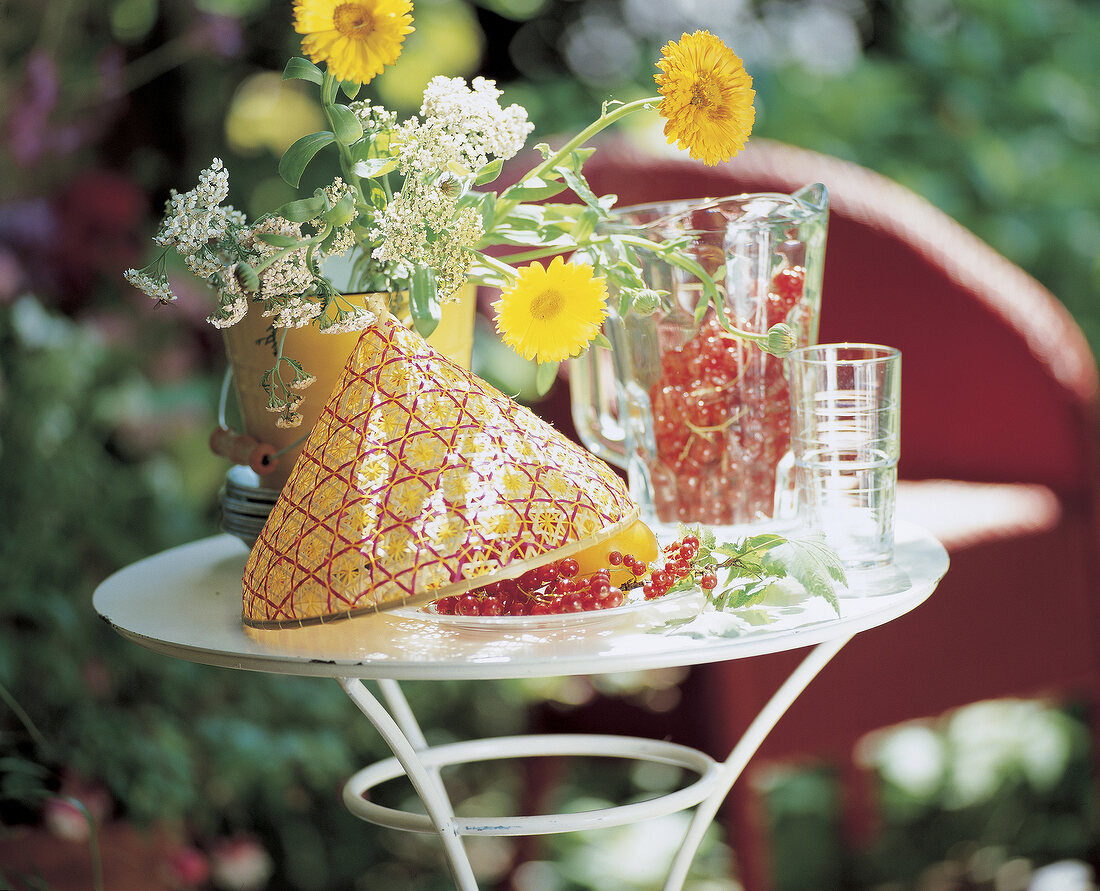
[242,317,638,627]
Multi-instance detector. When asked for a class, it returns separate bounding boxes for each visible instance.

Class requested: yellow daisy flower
[493,256,608,364]
[293,0,414,85]
[654,30,755,166]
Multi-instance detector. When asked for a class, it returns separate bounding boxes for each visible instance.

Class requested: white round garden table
[94,520,948,890]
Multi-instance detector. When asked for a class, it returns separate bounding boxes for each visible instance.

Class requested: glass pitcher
[570,185,829,532]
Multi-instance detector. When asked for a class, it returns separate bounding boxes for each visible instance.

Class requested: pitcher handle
[568,347,628,470]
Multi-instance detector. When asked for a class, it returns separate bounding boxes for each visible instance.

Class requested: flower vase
[218,286,476,491]
[570,186,828,531]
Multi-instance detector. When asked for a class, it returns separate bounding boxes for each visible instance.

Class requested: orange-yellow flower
[294,0,414,85]
[493,257,608,364]
[655,30,755,166]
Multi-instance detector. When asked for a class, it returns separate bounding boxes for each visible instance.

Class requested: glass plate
[392,588,695,633]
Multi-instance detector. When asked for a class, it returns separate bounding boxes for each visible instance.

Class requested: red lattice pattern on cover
[242,317,638,627]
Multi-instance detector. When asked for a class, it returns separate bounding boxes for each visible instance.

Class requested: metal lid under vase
[219,465,280,547]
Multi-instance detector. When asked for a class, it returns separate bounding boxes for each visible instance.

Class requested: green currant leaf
[762,534,846,614]
[724,578,774,609]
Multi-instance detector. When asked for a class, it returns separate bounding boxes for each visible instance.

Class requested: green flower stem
[321,73,367,201]
[522,95,658,185]
[251,237,324,276]
[68,798,104,891]
[275,328,290,390]
[469,249,520,287]
[493,95,658,224]
[495,245,575,264]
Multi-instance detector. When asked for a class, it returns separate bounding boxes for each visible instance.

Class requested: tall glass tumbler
[780,344,901,568]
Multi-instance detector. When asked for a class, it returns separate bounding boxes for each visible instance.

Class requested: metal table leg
[664,635,853,890]
[338,636,849,890]
[337,677,479,890]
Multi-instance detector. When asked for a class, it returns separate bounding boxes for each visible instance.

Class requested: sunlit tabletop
[94,520,947,681]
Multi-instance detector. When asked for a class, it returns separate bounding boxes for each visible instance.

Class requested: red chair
[535,138,1100,889]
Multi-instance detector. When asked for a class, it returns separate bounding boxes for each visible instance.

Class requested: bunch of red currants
[428,534,712,618]
[649,265,807,526]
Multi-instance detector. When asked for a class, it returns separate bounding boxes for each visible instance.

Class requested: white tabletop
[93,521,947,681]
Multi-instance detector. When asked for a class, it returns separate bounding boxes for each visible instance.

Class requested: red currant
[478,595,504,616]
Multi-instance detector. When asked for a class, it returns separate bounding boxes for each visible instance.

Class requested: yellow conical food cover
[242,316,638,628]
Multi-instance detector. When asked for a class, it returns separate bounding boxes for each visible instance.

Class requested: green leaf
[723,578,774,610]
[500,204,546,226]
[571,206,601,244]
[275,194,327,223]
[743,533,789,556]
[591,332,612,350]
[341,80,362,100]
[352,157,399,179]
[557,163,601,209]
[409,266,440,337]
[321,191,356,226]
[279,131,335,187]
[762,534,847,614]
[502,177,569,202]
[693,291,710,325]
[283,57,323,85]
[535,360,560,396]
[328,103,364,146]
[474,158,505,186]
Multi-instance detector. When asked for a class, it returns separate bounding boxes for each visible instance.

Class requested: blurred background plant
[1,0,1098,888]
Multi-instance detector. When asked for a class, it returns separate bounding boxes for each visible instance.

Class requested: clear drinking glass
[569,186,829,534]
[776,343,901,569]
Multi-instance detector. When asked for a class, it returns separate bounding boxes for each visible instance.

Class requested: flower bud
[631,289,664,316]
[764,323,797,357]
[439,176,464,200]
[235,261,259,293]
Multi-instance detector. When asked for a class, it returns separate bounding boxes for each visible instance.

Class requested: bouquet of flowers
[125,0,783,428]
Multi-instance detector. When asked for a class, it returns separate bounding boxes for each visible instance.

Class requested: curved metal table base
[93,525,947,889]
[337,635,850,891]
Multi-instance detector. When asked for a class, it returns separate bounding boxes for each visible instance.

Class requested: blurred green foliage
[2,0,1100,887]
[756,0,1100,350]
